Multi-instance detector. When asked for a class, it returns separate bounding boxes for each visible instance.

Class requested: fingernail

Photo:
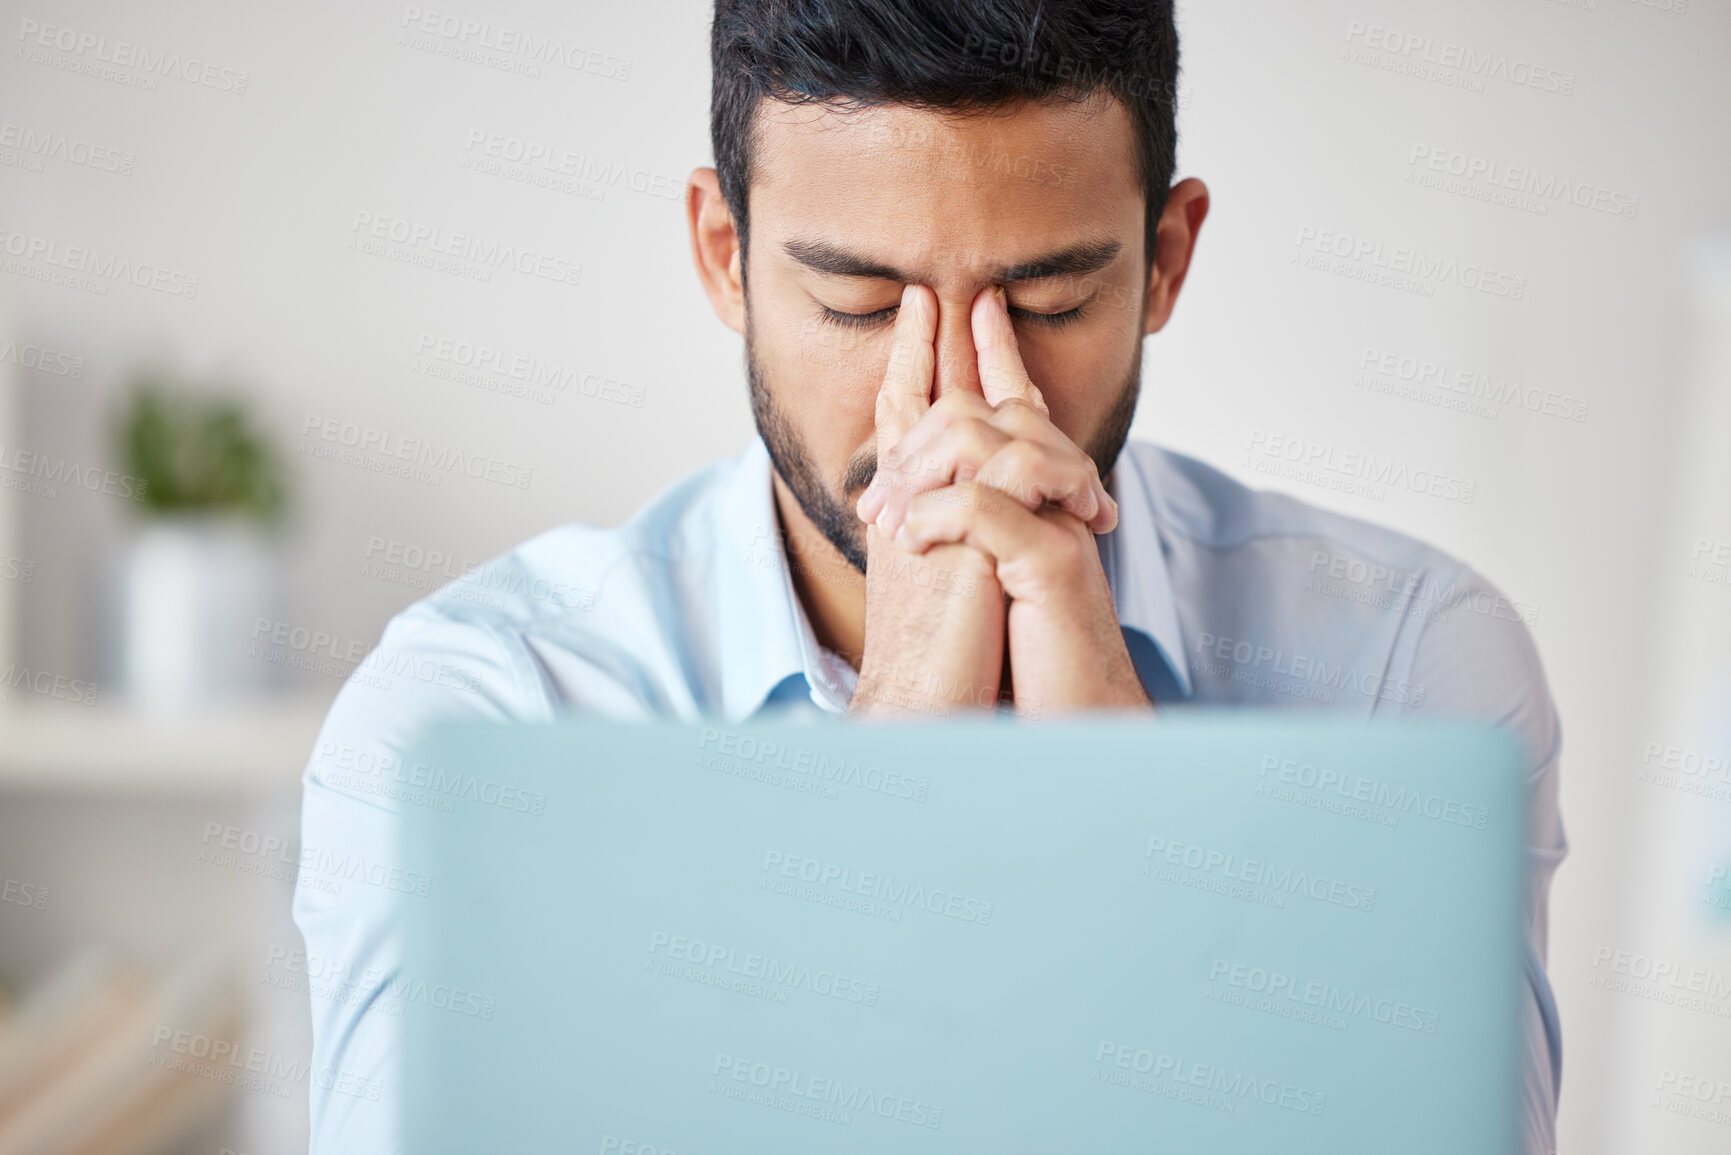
[993,285,1007,308]
[858,486,883,520]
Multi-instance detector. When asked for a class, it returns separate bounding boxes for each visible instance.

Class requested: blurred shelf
[0,694,333,795]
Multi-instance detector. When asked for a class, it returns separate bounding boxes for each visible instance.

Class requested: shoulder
[1125,441,1556,760]
[335,447,755,732]
[415,449,744,632]
[1122,440,1461,579]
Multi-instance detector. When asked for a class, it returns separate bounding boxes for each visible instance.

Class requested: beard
[745,311,1144,576]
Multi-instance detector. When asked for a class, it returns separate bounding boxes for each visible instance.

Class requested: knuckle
[952,419,1001,461]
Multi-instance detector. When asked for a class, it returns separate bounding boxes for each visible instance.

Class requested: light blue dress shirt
[293,436,1566,1153]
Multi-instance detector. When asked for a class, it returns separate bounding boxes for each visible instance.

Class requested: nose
[930,290,984,401]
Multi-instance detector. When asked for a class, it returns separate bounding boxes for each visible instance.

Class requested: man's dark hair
[710,0,1180,269]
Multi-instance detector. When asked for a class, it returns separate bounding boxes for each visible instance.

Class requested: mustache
[841,451,878,493]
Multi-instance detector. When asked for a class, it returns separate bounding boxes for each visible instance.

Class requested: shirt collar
[1099,447,1193,699]
[716,434,1191,719]
[716,436,856,720]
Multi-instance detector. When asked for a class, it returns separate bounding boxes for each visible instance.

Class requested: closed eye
[816,301,1086,330]
[818,304,899,330]
[1010,304,1086,329]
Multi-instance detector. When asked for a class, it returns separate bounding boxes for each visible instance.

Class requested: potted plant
[111,379,287,708]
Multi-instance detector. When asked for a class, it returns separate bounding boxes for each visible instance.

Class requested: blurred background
[0,0,1727,1151]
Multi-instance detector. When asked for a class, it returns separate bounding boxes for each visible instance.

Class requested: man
[294,1,1566,1150]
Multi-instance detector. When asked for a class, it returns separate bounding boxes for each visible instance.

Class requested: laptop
[397,716,1526,1153]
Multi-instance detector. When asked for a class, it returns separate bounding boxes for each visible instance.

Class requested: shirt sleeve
[1396,570,1568,1155]
[290,608,553,1155]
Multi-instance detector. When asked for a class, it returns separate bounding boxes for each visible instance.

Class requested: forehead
[749,94,1143,280]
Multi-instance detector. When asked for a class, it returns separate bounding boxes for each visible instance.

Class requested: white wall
[2,0,1728,1151]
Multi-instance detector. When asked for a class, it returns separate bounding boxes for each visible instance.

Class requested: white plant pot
[114,517,279,708]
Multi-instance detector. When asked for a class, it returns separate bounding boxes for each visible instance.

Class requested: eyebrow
[780,237,1122,284]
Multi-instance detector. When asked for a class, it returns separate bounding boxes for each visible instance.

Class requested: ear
[687,167,746,335]
[1142,177,1210,337]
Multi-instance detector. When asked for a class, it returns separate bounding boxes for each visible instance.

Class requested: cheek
[759,313,885,442]
[1019,329,1137,436]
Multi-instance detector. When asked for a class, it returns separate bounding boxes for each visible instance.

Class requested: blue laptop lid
[399,716,1526,1153]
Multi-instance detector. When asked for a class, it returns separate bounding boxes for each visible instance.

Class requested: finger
[894,482,1073,585]
[971,298,1118,528]
[976,398,1118,531]
[880,389,994,476]
[860,284,938,526]
[871,418,1013,540]
[974,439,1116,533]
[875,284,938,459]
[857,390,994,524]
[971,285,1049,416]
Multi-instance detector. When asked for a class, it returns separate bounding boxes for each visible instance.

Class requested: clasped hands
[846,283,1152,718]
